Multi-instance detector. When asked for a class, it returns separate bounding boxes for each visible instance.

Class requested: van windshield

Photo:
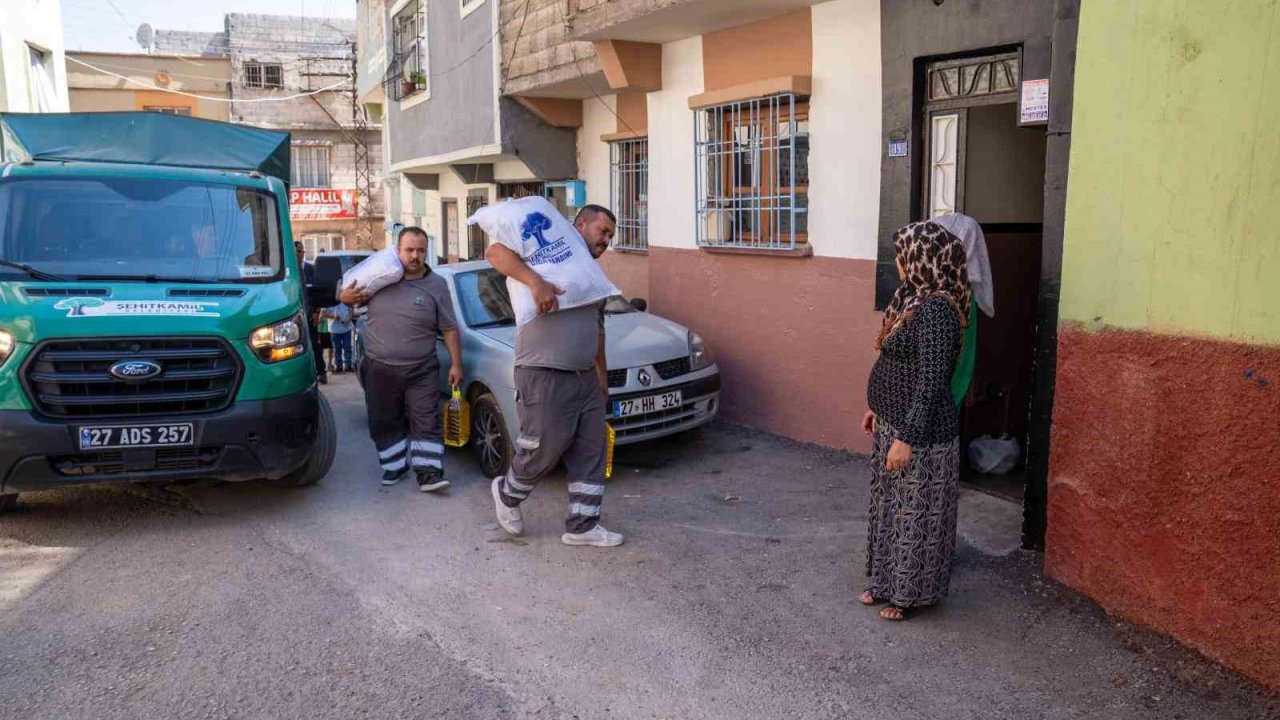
[0,177,283,283]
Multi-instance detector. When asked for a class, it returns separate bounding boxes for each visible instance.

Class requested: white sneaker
[491,476,523,535]
[561,524,624,547]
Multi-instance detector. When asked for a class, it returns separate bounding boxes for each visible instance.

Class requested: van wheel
[472,393,512,478]
[0,493,18,514]
[265,393,336,487]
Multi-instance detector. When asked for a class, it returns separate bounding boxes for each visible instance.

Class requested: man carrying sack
[340,227,463,492]
[481,203,623,547]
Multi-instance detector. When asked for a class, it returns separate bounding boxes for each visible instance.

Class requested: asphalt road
[1,375,1275,720]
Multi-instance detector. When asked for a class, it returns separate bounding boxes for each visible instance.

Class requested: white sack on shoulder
[467,196,619,326]
[339,246,403,298]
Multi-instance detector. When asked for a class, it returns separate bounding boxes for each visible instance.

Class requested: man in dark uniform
[295,241,327,385]
[340,227,463,492]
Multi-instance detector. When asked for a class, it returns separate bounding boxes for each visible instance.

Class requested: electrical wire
[66,55,352,102]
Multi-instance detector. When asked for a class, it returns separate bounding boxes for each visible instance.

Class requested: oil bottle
[443,386,470,448]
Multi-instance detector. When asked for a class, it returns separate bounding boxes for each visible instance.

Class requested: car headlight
[249,313,307,363]
[0,330,13,368]
[690,331,714,371]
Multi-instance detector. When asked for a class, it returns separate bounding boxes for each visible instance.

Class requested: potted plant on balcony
[402,70,425,98]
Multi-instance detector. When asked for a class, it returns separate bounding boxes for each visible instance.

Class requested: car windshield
[0,177,283,283]
[454,268,636,327]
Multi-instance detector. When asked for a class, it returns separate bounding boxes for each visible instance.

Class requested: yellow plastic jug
[605,422,616,479]
[443,386,470,448]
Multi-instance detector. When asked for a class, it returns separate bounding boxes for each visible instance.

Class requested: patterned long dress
[865,296,963,608]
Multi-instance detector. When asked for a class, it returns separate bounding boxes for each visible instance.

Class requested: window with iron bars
[694,94,809,251]
[610,138,649,252]
[388,2,427,101]
[243,62,283,89]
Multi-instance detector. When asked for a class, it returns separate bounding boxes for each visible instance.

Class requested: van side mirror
[629,297,648,312]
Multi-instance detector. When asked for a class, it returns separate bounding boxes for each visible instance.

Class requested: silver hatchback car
[432,261,721,477]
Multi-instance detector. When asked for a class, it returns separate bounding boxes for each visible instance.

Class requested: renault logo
[109,359,162,382]
[638,369,652,387]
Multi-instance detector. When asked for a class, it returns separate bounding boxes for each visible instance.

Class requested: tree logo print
[521,212,555,249]
[54,297,106,317]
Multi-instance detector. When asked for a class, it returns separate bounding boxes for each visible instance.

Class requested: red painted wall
[647,247,881,452]
[1046,326,1280,689]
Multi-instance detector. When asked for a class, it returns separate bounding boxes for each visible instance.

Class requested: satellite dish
[136,23,155,51]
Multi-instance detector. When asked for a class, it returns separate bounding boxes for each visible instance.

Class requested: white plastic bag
[968,434,1020,475]
[467,196,620,326]
[340,246,403,298]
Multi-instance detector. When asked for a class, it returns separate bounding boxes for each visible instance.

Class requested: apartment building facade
[357,0,580,261]
[154,14,385,257]
[0,0,70,114]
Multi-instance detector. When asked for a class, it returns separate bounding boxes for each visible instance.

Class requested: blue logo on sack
[520,211,574,266]
[521,212,555,249]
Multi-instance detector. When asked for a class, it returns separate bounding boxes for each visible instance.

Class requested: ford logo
[109,359,163,381]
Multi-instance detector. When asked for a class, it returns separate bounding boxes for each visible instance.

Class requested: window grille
[292,146,331,188]
[144,106,192,116]
[694,94,809,251]
[244,62,283,89]
[610,138,649,252]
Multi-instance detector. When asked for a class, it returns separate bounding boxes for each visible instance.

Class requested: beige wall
[65,52,232,121]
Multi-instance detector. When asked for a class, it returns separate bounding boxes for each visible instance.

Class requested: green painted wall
[1062,0,1280,344]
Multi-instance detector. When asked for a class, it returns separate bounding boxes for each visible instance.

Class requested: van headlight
[249,313,307,363]
[690,331,714,371]
[0,330,13,368]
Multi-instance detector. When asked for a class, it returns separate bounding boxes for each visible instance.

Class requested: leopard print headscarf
[876,221,971,350]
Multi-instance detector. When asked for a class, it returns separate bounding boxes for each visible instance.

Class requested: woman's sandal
[858,590,884,606]
[879,605,912,621]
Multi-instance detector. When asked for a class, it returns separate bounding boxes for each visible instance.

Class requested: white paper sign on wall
[1020,78,1050,125]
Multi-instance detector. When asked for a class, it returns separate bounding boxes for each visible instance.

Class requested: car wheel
[264,393,336,487]
[0,493,17,514]
[472,393,512,478]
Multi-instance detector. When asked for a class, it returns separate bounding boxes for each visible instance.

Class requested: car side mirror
[629,297,648,312]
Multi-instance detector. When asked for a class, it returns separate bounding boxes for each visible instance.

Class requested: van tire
[472,393,512,478]
[0,493,18,514]
[265,393,336,487]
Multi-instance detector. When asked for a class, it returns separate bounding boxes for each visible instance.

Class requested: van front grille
[22,337,242,419]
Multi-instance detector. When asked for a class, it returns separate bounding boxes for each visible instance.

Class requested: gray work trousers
[498,367,607,534]
[361,357,444,476]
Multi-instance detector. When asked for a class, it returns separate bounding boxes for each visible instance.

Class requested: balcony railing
[381,37,427,102]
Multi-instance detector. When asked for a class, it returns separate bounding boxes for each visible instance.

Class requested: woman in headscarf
[859,220,971,621]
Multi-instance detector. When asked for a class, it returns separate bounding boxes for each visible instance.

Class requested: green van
[0,112,337,512]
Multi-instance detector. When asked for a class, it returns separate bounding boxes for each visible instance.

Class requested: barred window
[695,94,809,251]
[244,62,283,89]
[292,146,330,188]
[610,138,649,252]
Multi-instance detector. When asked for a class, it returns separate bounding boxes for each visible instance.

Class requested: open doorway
[919,52,1048,502]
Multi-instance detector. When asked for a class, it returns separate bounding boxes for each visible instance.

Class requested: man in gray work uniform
[341,227,463,492]
[485,205,622,547]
